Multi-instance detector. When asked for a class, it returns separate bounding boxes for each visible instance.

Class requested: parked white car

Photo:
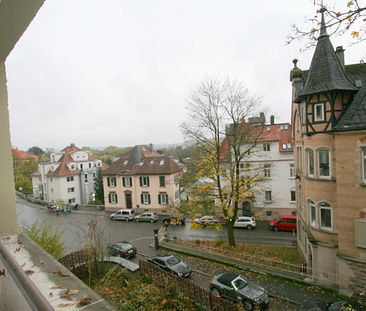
[234,216,256,230]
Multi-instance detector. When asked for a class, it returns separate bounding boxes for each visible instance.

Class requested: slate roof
[299,12,357,98]
[102,145,182,175]
[333,64,366,131]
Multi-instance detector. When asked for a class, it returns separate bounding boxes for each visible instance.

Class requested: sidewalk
[160,240,341,307]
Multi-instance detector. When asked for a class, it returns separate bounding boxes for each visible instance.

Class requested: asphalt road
[16,200,295,257]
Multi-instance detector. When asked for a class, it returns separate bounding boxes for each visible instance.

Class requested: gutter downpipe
[0,238,54,311]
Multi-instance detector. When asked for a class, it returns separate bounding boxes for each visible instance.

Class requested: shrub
[25,222,64,259]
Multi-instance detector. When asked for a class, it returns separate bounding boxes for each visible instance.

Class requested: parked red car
[269,215,297,232]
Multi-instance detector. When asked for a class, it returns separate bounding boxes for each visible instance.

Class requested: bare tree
[181,78,263,247]
[287,1,366,50]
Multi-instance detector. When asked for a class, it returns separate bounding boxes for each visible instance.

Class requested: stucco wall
[0,62,17,234]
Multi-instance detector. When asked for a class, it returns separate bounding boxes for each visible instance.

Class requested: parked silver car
[110,209,135,221]
[209,273,268,310]
[135,212,158,223]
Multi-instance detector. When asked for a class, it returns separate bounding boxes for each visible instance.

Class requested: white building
[31,143,103,204]
[221,115,296,219]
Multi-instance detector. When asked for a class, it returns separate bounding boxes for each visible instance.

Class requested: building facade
[290,11,366,295]
[102,145,182,213]
[221,115,295,219]
[31,144,103,204]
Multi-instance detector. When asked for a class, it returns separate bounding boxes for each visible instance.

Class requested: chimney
[70,143,75,147]
[335,46,345,69]
[135,145,141,163]
[149,143,153,151]
[270,115,275,125]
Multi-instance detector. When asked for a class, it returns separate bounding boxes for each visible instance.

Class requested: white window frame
[141,192,150,204]
[319,202,332,230]
[290,190,296,202]
[263,143,270,152]
[264,164,271,178]
[289,163,295,178]
[318,149,331,179]
[362,148,366,184]
[159,193,168,205]
[306,149,314,177]
[123,176,132,187]
[108,177,117,187]
[140,176,149,187]
[309,200,317,227]
[109,192,117,204]
[314,103,325,122]
[264,190,272,202]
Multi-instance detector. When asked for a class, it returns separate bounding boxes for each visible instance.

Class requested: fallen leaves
[55,270,69,277]
[59,288,79,299]
[24,269,35,276]
[76,297,92,307]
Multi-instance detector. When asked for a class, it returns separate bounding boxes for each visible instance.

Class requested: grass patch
[180,239,303,265]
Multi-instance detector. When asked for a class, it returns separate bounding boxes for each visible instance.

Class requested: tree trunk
[227,221,236,247]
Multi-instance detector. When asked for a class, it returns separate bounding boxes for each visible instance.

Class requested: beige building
[102,145,182,213]
[290,11,366,295]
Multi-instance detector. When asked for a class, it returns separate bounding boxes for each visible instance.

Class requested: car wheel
[243,299,253,311]
[211,288,220,297]
[150,219,154,223]
[135,219,139,222]
[111,217,115,221]
[125,218,129,222]
[273,227,279,232]
[247,225,252,230]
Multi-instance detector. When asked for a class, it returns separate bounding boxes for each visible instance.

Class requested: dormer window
[314,103,325,122]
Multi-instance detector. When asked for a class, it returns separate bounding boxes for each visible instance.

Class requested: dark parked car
[162,216,186,225]
[301,300,366,311]
[108,241,137,259]
[209,273,269,310]
[148,255,192,278]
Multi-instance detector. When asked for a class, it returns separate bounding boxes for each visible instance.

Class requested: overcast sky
[6,0,365,151]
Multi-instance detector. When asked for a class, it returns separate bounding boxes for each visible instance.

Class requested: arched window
[319,202,332,230]
[318,149,331,178]
[308,200,317,227]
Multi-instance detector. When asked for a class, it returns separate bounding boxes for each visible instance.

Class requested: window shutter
[139,177,142,186]
[147,177,150,187]
[141,194,143,204]
[148,194,151,204]
[122,177,125,187]
[166,195,169,204]
[107,177,110,187]
[129,177,132,187]
[108,193,111,203]
[158,194,161,204]
[115,194,118,203]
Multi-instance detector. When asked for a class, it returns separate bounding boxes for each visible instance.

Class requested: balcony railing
[0,234,113,311]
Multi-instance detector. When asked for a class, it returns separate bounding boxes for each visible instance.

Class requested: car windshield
[166,256,180,266]
[116,243,132,250]
[233,277,247,290]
